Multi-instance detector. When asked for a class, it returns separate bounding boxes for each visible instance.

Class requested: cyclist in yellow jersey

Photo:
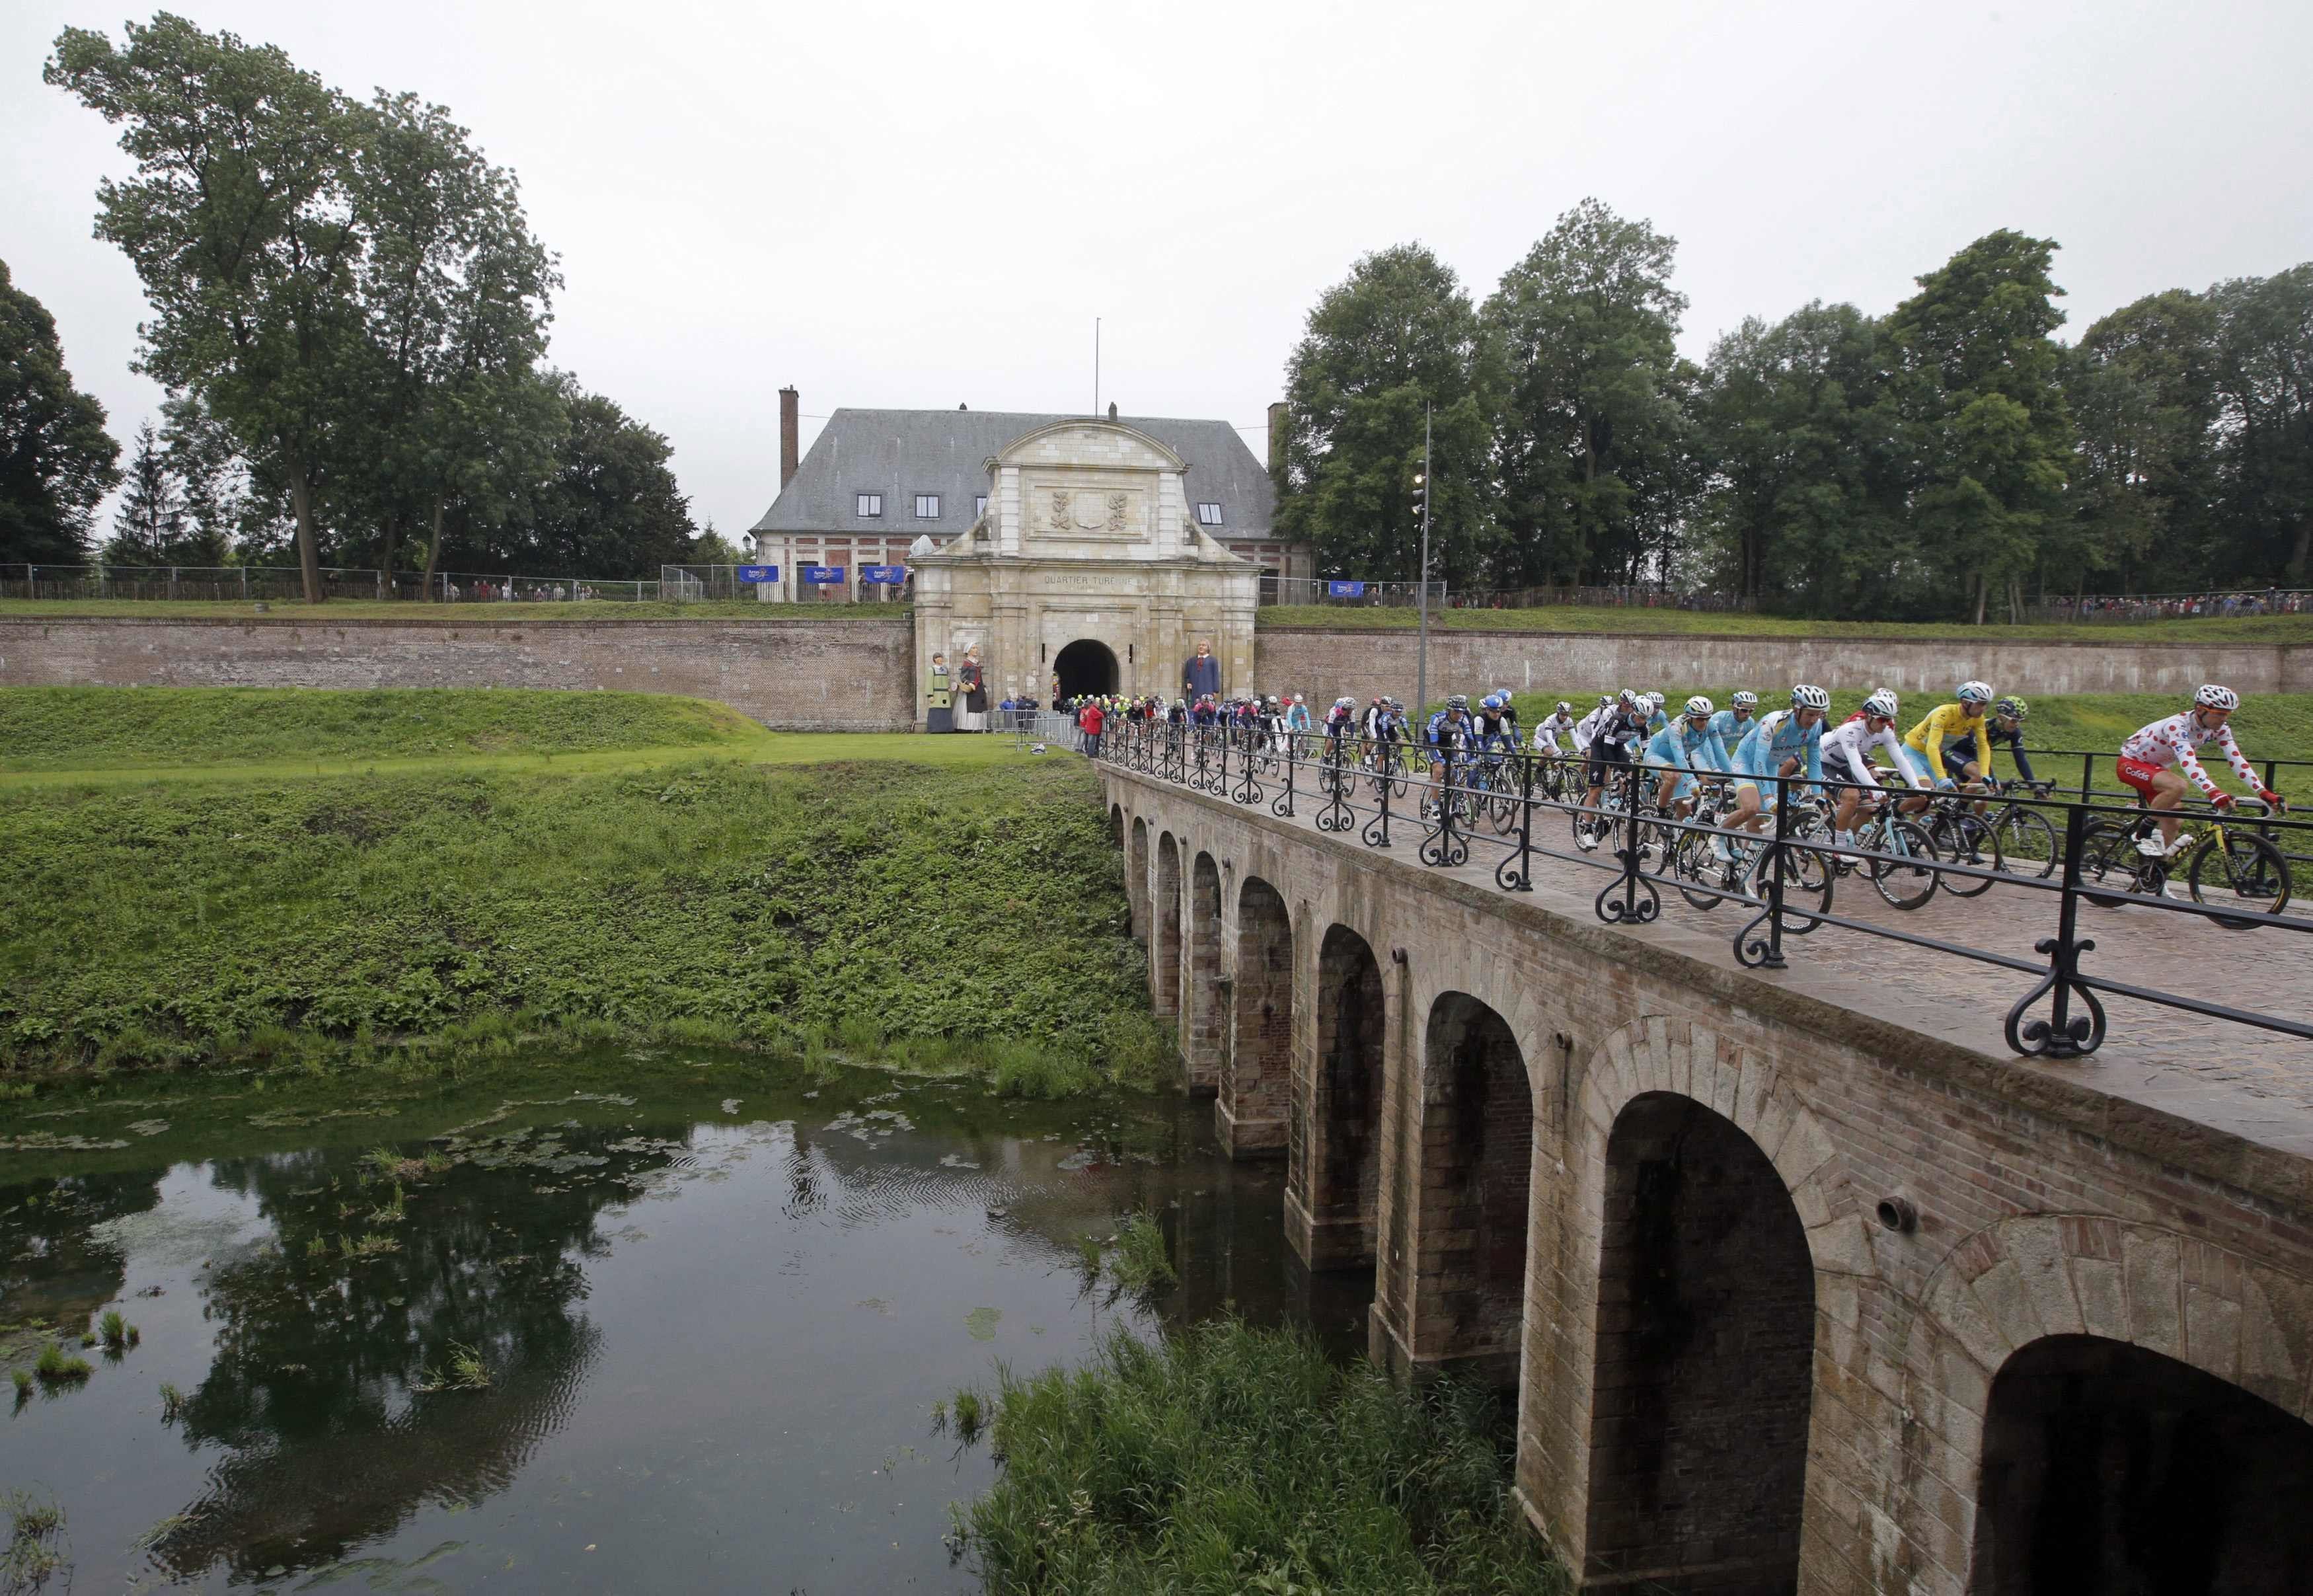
[1897,680,1996,809]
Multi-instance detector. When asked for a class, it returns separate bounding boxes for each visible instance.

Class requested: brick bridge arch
[1100,772,2313,1595]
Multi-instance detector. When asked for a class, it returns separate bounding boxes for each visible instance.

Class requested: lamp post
[1414,404,1432,724]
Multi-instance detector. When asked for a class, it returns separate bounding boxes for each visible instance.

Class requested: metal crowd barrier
[1095,720,2313,1061]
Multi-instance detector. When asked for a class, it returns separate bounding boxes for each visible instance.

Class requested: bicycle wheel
[2189,828,2291,928]
[1678,833,1733,911]
[1767,837,1835,931]
[2079,819,2148,909]
[1872,817,1939,910]
[1931,812,2002,897]
[1991,803,2059,879]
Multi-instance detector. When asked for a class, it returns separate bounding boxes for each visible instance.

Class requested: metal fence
[2025,590,2312,624]
[997,708,1084,749]
[1,564,660,603]
[1096,719,2313,1060]
[1260,578,1446,609]
[660,564,912,603]
[1445,584,1757,614]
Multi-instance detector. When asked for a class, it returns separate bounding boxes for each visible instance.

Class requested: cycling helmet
[1386,697,1404,710]
[1995,696,2027,720]
[1731,691,1758,710]
[1447,693,1469,710]
[1617,689,1640,707]
[1555,701,1572,716]
[1863,689,1899,720]
[1957,679,1993,704]
[1334,697,1355,710]
[2195,683,2240,711]
[1480,692,1505,711]
[1642,691,1664,709]
[1791,684,1831,710]
[1683,695,1714,718]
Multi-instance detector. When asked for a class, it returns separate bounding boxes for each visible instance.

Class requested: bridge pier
[1110,767,2313,1596]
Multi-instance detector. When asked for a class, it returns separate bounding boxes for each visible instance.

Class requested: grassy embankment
[0,687,1162,1096]
[1262,603,2313,642]
[0,597,907,621]
[952,1319,1564,1595]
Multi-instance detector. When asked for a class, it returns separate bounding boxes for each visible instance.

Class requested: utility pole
[1414,404,1433,722]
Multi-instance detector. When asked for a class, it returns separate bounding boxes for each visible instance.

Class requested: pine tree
[104,420,184,566]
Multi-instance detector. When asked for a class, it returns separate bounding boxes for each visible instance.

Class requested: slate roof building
[743,390,1307,714]
[743,391,1310,604]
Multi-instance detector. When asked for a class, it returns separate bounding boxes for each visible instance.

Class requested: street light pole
[1414,404,1433,724]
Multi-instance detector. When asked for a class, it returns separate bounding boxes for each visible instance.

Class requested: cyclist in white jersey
[1533,702,1578,757]
[2115,685,2285,855]
[1819,690,1930,845]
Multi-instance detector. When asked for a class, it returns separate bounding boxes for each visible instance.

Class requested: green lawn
[1262,604,2313,643]
[0,598,909,621]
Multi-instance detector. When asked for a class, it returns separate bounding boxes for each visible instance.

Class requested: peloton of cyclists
[1574,690,1651,849]
[1819,689,1932,845]
[1643,696,1733,821]
[1725,685,1831,847]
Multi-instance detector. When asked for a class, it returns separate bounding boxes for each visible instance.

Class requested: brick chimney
[778,387,800,490]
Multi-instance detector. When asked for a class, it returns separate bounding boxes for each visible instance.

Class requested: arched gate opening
[1054,638,1118,699]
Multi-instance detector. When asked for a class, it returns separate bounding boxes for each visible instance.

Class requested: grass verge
[1261,604,2313,643]
[952,1320,1565,1594]
[0,686,761,772]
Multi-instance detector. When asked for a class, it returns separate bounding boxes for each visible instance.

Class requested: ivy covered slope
[0,755,1169,1092]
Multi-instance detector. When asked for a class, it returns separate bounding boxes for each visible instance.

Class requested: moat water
[0,1056,1371,1592]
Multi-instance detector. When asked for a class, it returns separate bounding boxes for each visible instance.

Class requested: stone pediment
[993,418,1186,473]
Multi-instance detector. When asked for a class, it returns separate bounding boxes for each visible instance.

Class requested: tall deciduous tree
[0,257,120,564]
[2062,289,2220,593]
[343,90,560,590]
[1695,303,1912,616]
[1485,198,1690,586]
[1275,245,1496,585]
[1886,230,2075,623]
[48,15,365,603]
[2207,266,2313,585]
[506,381,694,578]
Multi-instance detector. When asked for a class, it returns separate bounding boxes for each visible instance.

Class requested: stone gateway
[745,400,1312,722]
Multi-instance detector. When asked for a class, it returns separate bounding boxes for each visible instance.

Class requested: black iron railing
[1094,718,2313,1061]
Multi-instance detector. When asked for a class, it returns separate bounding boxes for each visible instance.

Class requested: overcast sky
[7,0,2310,545]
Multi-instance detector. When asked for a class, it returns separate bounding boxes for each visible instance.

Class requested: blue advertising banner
[801,565,846,585]
[737,564,778,584]
[859,564,907,584]
[1328,580,1367,598]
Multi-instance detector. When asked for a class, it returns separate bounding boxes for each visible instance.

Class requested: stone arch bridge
[1104,764,2313,1596]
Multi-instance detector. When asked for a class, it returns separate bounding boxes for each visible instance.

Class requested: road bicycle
[1981,780,2059,879]
[2079,798,2292,929]
[1918,791,2006,897]
[1792,793,1941,910]
[1672,794,1835,923]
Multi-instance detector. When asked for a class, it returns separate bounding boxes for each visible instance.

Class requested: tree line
[1,13,716,597]
[1276,200,2313,621]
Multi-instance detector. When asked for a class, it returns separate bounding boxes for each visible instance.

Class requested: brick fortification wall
[1255,625,2312,699]
[0,615,917,732]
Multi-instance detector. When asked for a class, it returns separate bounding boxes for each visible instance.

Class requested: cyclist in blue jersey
[1643,696,1733,819]
[1708,691,1759,763]
[1725,685,1831,841]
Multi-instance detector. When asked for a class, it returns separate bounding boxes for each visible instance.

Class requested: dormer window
[914,494,941,519]
[1195,502,1224,526]
[856,493,884,518]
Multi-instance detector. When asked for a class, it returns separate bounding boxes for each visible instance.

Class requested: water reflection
[0,1067,1373,1593]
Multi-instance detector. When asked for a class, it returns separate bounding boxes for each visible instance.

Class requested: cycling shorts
[1895,746,1955,790]
[1643,757,1699,804]
[2115,755,2165,800]
[1587,741,1630,786]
